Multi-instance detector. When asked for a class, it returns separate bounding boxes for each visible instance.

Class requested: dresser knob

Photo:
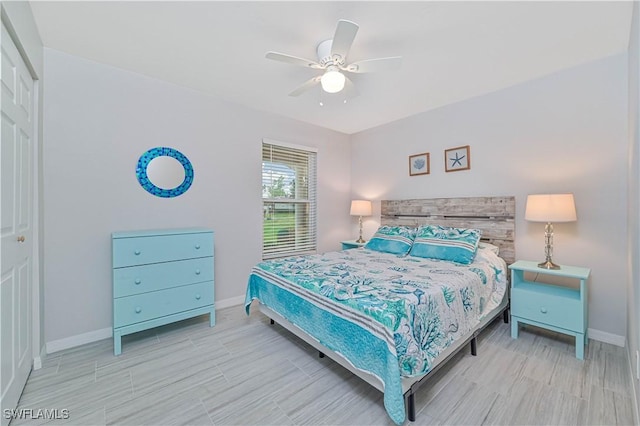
[195,244,201,250]
[195,269,201,275]
[195,294,201,300]
[134,278,141,285]
[540,307,547,314]
[135,307,142,313]
[134,250,141,256]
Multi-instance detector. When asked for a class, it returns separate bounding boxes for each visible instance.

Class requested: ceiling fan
[265,19,402,97]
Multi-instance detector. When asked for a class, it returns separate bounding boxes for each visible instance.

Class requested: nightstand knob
[134,250,141,256]
[134,278,141,285]
[540,307,547,314]
[195,294,201,300]
[195,269,201,275]
[135,307,142,314]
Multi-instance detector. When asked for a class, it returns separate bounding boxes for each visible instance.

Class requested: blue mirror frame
[136,147,194,198]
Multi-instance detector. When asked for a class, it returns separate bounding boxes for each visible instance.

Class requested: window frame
[262,139,318,260]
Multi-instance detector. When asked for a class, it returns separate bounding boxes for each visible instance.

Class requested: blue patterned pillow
[364,226,416,256]
[409,225,481,264]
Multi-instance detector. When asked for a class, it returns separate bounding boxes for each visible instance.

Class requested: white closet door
[1,22,34,425]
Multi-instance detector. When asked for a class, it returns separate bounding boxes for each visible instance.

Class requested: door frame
[1,7,43,371]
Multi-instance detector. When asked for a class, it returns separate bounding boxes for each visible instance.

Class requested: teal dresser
[509,260,590,359]
[112,228,214,355]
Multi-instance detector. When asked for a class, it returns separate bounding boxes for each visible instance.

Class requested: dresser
[112,228,214,355]
[509,260,590,359]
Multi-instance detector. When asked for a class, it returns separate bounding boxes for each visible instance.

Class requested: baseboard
[587,328,626,347]
[32,345,46,370]
[45,295,246,353]
[216,295,245,309]
[46,327,112,354]
[627,344,640,426]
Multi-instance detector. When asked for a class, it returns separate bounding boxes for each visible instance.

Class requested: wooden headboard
[380,196,515,265]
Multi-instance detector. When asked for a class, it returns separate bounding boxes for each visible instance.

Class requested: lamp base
[538,260,560,270]
[355,215,366,244]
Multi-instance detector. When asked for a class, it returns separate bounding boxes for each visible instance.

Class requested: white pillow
[478,242,500,255]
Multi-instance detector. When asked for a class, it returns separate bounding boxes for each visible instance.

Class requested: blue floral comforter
[244,246,507,424]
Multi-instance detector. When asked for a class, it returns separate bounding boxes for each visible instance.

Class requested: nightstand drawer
[113,257,214,298]
[511,287,583,332]
[113,232,213,267]
[114,281,213,328]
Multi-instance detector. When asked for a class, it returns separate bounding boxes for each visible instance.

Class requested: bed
[245,196,515,424]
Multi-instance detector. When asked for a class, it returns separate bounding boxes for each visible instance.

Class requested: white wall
[43,49,351,344]
[627,1,640,420]
[351,53,628,339]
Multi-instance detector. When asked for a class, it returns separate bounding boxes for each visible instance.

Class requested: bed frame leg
[407,392,416,422]
[470,337,477,356]
[270,318,275,325]
[503,309,509,323]
[319,351,325,358]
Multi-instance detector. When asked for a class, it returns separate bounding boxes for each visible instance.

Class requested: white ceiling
[29,1,633,135]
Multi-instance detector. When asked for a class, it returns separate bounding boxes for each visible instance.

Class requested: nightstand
[509,260,590,360]
[341,240,366,250]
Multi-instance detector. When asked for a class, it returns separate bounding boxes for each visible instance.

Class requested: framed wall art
[445,145,470,172]
[409,152,430,176]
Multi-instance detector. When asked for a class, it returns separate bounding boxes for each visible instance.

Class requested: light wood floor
[13,305,636,425]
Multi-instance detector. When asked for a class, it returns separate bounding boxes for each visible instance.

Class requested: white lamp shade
[350,200,372,216]
[321,68,346,93]
[525,194,577,222]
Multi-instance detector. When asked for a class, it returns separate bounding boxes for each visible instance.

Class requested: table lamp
[525,193,577,269]
[350,200,372,243]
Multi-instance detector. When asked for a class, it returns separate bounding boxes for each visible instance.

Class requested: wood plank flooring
[12,305,636,425]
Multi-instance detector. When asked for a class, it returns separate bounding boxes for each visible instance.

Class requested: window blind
[262,141,317,259]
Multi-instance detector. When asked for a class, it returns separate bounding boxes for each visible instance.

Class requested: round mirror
[136,147,194,198]
[146,156,185,189]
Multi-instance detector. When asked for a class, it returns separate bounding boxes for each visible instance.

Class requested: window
[262,140,317,259]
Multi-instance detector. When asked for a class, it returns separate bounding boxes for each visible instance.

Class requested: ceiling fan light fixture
[320,67,346,93]
[266,20,401,98]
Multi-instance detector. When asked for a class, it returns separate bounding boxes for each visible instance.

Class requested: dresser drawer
[113,257,214,298]
[114,281,213,328]
[113,232,213,267]
[511,287,583,332]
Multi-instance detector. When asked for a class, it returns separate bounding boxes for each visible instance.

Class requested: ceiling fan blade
[265,52,323,69]
[344,57,402,73]
[330,20,359,63]
[343,76,359,99]
[288,76,321,97]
